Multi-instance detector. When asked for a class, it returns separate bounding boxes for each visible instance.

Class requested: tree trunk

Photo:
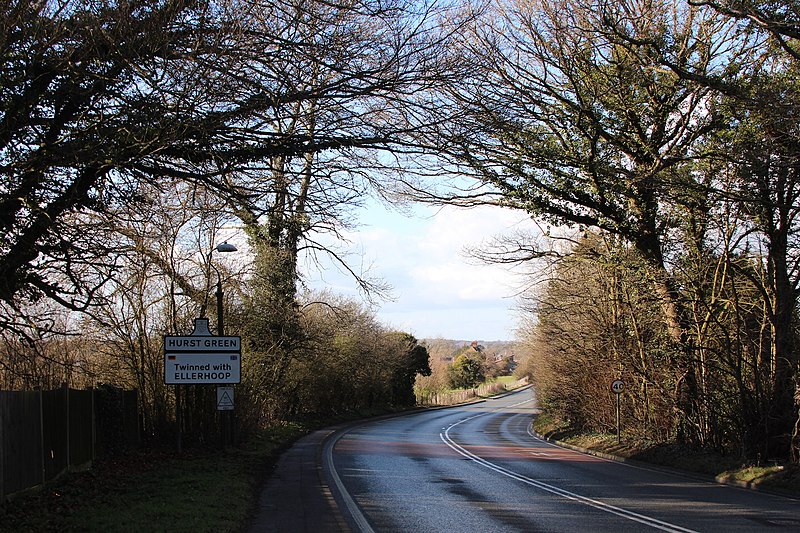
[766,232,798,458]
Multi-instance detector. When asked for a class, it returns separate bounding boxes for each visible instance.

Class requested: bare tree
[1,0,467,330]
[602,0,800,459]
[411,0,739,443]
[692,0,800,60]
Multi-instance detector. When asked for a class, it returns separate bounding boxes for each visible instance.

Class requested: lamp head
[215,242,237,253]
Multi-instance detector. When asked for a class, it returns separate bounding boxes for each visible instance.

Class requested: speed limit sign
[611,379,624,394]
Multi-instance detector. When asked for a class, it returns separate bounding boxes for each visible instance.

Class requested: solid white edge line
[323,429,376,533]
[319,396,513,532]
[441,414,698,533]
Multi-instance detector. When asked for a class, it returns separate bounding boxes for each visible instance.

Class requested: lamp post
[212,241,237,336]
[211,241,237,449]
[174,241,238,454]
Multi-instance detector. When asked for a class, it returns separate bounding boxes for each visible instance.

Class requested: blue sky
[305,199,539,341]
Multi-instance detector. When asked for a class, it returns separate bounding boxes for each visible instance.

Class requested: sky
[304,199,542,341]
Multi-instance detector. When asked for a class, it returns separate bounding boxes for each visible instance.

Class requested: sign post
[165,318,241,450]
[611,379,624,444]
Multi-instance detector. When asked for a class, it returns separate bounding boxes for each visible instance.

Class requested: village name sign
[164,318,241,385]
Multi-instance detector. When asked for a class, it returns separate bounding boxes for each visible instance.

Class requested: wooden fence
[0,385,139,500]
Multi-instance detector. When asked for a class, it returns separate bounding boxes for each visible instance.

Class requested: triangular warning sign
[217,387,234,410]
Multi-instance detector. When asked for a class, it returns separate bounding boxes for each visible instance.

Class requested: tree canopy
[0,0,461,333]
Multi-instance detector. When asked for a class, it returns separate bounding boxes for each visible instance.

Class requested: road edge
[529,424,800,501]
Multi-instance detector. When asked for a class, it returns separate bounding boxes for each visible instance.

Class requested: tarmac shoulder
[247,428,349,532]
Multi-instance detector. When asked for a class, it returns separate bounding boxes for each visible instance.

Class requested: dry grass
[533,417,800,496]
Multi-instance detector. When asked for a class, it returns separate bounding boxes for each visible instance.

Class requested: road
[323,388,800,532]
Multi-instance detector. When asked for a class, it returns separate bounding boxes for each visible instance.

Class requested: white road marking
[323,429,376,533]
[441,410,698,533]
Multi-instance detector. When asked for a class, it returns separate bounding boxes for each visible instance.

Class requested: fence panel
[69,389,95,467]
[95,386,123,456]
[2,386,138,498]
[1,390,44,497]
[41,388,69,481]
[122,389,140,449]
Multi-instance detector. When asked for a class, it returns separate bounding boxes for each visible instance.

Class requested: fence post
[63,383,70,469]
[91,386,96,462]
[38,388,45,485]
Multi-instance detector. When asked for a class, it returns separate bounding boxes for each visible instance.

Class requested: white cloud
[305,201,539,340]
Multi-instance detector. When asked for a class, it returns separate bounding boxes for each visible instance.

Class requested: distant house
[493,352,515,362]
[469,341,485,353]
[491,352,517,373]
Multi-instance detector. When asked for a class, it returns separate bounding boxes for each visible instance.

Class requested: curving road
[323,388,800,532]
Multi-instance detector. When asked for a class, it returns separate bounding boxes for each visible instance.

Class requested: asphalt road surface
[319,387,800,532]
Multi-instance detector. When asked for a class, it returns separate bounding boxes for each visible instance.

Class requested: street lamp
[215,241,237,254]
[212,241,237,336]
[210,241,238,449]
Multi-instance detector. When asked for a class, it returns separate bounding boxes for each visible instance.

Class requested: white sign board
[165,353,240,384]
[611,379,625,394]
[164,334,241,384]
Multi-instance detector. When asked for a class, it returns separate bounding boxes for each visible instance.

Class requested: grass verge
[0,422,307,533]
[532,415,800,497]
